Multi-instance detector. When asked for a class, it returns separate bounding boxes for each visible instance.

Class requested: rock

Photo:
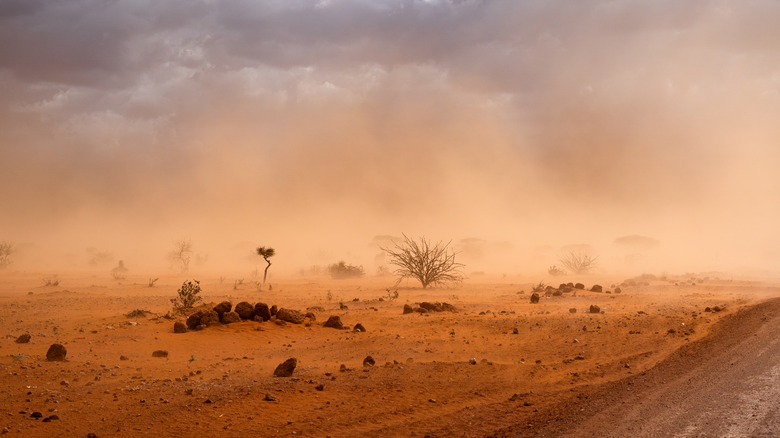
[530,293,540,304]
[363,355,376,367]
[185,311,203,329]
[263,393,277,401]
[419,302,442,312]
[234,301,254,320]
[469,358,477,365]
[276,308,305,324]
[589,305,601,314]
[213,301,232,318]
[441,302,457,312]
[575,283,585,290]
[15,333,31,344]
[705,307,712,312]
[152,350,168,358]
[353,323,366,332]
[253,303,271,321]
[403,304,414,314]
[323,315,344,329]
[270,305,278,316]
[590,284,603,292]
[273,358,297,377]
[614,287,622,294]
[221,311,241,324]
[30,412,43,418]
[46,344,67,361]
[87,433,99,438]
[119,355,129,361]
[569,308,577,313]
[512,327,519,334]
[315,384,324,391]
[414,307,428,314]
[173,322,187,333]
[199,310,220,327]
[304,312,316,321]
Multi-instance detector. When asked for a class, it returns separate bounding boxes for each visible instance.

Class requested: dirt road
[496,297,780,437]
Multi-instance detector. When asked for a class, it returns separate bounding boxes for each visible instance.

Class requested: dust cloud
[1,0,779,277]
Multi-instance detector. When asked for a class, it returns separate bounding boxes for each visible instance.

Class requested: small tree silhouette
[559,250,599,275]
[169,239,193,273]
[256,246,275,283]
[0,241,13,268]
[380,234,464,288]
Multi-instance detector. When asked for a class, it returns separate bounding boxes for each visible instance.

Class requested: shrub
[329,261,365,279]
[559,250,599,275]
[380,234,464,288]
[171,279,202,310]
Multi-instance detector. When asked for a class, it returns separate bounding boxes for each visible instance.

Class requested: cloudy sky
[1,0,779,273]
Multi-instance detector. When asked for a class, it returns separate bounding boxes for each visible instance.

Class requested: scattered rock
[704,307,712,312]
[199,310,220,327]
[119,355,129,361]
[469,358,477,365]
[419,302,443,312]
[712,306,723,312]
[667,328,677,334]
[173,322,187,333]
[569,308,577,314]
[323,315,344,329]
[363,355,376,367]
[304,312,316,322]
[273,358,297,377]
[512,327,519,334]
[589,305,601,314]
[574,283,585,290]
[30,412,43,419]
[15,333,31,344]
[530,293,540,304]
[46,344,67,361]
[253,303,271,321]
[441,302,457,312]
[590,284,603,292]
[614,287,622,294]
[234,301,254,320]
[270,305,278,316]
[276,308,305,324]
[185,311,203,329]
[125,309,149,318]
[264,393,277,401]
[152,350,169,358]
[414,307,428,314]
[213,301,232,318]
[353,323,366,332]
[221,311,241,324]
[315,384,324,391]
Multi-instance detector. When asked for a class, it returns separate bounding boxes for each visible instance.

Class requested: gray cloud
[1,0,779,273]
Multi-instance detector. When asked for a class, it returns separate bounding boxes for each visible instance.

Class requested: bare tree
[169,239,193,273]
[380,234,464,288]
[0,241,13,268]
[256,246,275,283]
[559,250,599,275]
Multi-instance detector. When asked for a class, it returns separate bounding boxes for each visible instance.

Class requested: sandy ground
[1,272,777,437]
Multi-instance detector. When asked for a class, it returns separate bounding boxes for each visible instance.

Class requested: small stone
[353,323,366,333]
[315,384,324,391]
[46,344,67,361]
[15,334,31,344]
[264,393,277,402]
[152,350,169,358]
[273,358,298,377]
[403,304,414,314]
[569,308,577,314]
[323,315,344,329]
[589,305,601,314]
[363,356,375,367]
[530,293,540,304]
[119,355,129,361]
[590,284,603,292]
[173,322,187,333]
[469,358,477,365]
[30,412,43,418]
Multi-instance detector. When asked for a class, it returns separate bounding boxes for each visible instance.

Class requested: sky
[1,0,779,275]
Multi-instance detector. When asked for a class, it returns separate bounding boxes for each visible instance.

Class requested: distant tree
[0,241,13,268]
[256,246,276,283]
[380,234,464,289]
[169,239,193,273]
[111,260,128,280]
[329,261,365,279]
[559,250,599,275]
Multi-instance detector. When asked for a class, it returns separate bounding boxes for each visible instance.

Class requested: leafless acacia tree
[169,239,193,273]
[559,250,599,275]
[0,241,13,268]
[380,234,464,288]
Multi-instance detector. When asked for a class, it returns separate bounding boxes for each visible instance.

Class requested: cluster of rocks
[176,301,365,333]
[402,302,457,314]
[529,283,620,304]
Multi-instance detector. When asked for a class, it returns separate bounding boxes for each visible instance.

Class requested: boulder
[614,287,622,294]
[46,344,67,361]
[530,293,540,304]
[323,315,344,329]
[186,311,203,329]
[213,301,232,318]
[15,333,31,344]
[234,301,254,320]
[199,310,220,327]
[353,323,366,332]
[221,311,241,324]
[276,308,305,324]
[273,358,297,377]
[173,321,187,333]
[441,302,457,312]
[575,283,585,290]
[403,304,414,314]
[589,305,601,314]
[253,303,271,321]
[590,284,603,292]
[419,302,443,312]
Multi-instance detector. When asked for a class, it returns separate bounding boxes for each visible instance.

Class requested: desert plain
[2,271,777,437]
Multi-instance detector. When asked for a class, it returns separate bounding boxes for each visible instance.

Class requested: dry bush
[559,250,599,274]
[329,261,365,279]
[0,241,13,268]
[380,234,464,289]
[169,239,193,273]
[171,279,202,311]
